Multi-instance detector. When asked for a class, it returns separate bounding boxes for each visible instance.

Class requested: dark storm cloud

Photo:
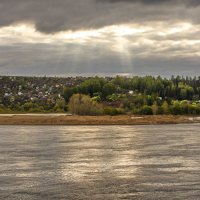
[0,0,200,33]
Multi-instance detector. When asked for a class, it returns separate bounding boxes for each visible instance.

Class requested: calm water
[0,124,200,200]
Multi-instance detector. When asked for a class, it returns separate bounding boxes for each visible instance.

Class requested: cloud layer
[0,0,200,76]
[0,21,200,77]
[0,0,200,33]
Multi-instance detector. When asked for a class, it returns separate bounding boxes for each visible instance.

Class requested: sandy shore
[0,114,199,125]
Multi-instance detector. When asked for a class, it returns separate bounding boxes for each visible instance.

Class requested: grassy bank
[0,114,199,125]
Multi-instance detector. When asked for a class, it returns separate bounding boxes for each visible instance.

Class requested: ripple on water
[0,124,200,200]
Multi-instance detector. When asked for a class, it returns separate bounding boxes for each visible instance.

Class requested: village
[0,76,86,112]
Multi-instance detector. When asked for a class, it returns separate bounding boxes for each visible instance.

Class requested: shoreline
[0,114,199,125]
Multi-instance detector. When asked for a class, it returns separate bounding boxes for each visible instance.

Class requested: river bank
[0,114,199,125]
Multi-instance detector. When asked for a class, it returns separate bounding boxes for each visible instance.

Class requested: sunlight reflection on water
[0,124,200,199]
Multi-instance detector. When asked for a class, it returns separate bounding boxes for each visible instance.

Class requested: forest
[64,75,200,115]
[0,75,200,115]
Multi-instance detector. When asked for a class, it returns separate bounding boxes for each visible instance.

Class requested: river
[0,124,200,199]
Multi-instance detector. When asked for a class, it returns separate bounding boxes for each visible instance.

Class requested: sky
[0,0,200,77]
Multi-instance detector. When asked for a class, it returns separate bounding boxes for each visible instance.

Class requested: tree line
[64,76,200,115]
[1,75,200,115]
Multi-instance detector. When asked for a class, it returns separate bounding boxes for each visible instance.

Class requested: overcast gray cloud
[0,0,200,77]
[99,0,200,5]
[98,0,175,4]
[0,0,200,33]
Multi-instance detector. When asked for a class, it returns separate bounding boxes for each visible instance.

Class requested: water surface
[0,124,200,199]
